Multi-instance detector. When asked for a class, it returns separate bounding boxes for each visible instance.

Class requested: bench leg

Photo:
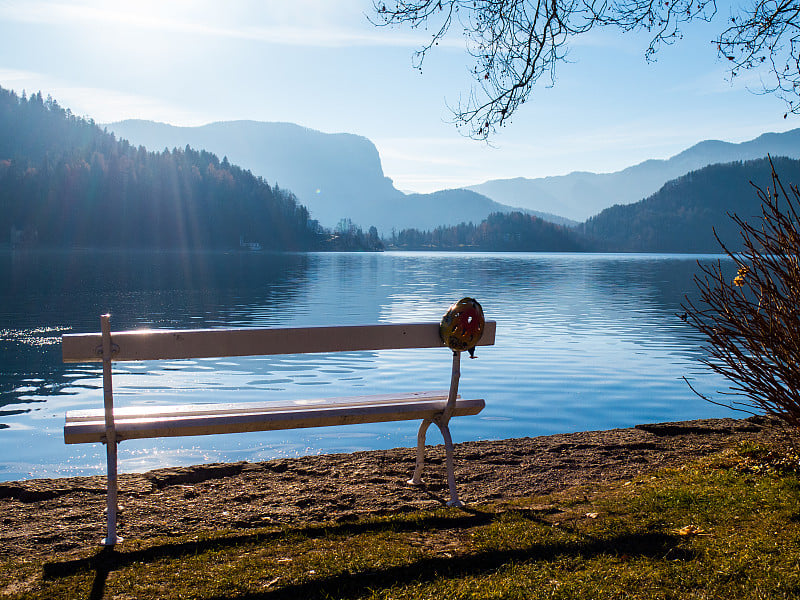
[408,417,433,486]
[100,314,122,546]
[435,420,463,508]
[408,417,463,508]
[103,439,123,546]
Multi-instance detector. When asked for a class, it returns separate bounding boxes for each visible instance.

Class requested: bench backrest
[62,321,497,363]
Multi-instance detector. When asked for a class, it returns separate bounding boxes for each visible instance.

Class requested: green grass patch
[3,443,800,599]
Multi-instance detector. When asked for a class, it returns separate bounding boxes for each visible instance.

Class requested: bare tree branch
[370,1,800,138]
[716,0,800,116]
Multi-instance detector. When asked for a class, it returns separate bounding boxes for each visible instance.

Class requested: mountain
[467,129,800,221]
[388,188,550,232]
[105,119,539,233]
[104,120,400,228]
[580,156,800,253]
[0,87,380,251]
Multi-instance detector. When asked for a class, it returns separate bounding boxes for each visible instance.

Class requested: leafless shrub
[682,159,800,428]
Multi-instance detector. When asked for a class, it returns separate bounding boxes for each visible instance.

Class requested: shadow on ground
[42,508,691,600]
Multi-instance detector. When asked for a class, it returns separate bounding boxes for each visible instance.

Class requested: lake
[0,249,740,482]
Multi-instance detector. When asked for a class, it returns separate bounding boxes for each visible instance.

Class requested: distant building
[239,235,262,251]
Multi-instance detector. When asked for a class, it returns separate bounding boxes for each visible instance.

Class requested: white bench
[62,315,496,546]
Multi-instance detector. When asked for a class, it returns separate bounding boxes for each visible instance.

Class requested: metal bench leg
[436,349,463,507]
[408,417,433,485]
[410,349,464,505]
[103,440,121,546]
[435,419,462,507]
[100,314,122,546]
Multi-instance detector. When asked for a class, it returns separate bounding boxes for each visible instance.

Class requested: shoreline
[0,415,787,558]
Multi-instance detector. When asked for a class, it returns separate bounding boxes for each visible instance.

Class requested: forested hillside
[579,157,800,252]
[388,212,584,251]
[0,88,380,251]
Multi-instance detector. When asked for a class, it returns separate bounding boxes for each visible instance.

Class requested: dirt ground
[0,415,788,558]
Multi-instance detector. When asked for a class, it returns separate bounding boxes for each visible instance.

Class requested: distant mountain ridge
[392,156,800,253]
[106,119,541,233]
[579,156,800,253]
[109,120,800,228]
[467,129,800,221]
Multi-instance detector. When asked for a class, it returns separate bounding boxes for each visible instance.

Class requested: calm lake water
[0,249,739,482]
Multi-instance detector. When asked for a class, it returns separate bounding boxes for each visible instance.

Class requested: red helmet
[440,297,485,353]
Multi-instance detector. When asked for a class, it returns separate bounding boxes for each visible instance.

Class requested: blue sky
[0,0,795,192]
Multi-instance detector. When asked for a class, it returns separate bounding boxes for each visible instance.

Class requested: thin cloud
[0,1,458,49]
[0,68,40,82]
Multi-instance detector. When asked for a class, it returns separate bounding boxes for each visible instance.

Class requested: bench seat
[65,391,485,444]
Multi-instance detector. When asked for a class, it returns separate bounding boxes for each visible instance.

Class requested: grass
[3,443,800,599]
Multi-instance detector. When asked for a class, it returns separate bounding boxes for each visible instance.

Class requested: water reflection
[0,250,739,481]
[0,250,314,409]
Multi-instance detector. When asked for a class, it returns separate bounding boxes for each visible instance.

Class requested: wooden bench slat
[62,321,497,363]
[64,397,485,443]
[65,391,451,422]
